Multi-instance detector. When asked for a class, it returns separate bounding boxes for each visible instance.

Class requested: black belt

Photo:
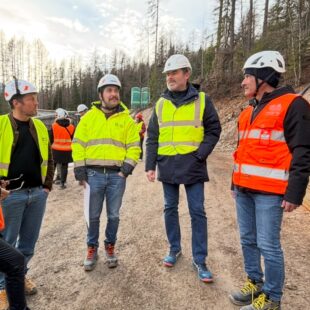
[92,167,120,174]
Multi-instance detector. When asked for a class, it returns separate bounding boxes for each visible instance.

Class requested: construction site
[22,92,310,310]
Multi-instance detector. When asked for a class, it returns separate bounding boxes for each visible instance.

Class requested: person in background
[76,104,88,118]
[134,113,146,160]
[0,78,54,309]
[50,108,75,189]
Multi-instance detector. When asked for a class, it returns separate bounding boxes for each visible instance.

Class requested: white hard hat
[77,104,88,113]
[97,74,121,91]
[55,108,68,119]
[4,78,37,102]
[163,54,192,73]
[243,51,285,73]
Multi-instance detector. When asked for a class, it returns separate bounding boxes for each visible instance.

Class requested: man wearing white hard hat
[146,54,221,283]
[50,108,75,189]
[0,78,54,308]
[229,51,310,310]
[72,74,140,271]
[76,104,88,117]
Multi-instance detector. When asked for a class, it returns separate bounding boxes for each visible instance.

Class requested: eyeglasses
[1,174,24,192]
[9,181,25,192]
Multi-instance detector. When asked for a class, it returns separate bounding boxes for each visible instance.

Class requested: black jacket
[145,84,221,184]
[234,86,310,205]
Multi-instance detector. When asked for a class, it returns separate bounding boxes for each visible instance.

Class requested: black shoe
[60,183,67,189]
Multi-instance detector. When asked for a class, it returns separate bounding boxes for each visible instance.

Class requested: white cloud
[0,0,219,63]
[99,8,143,57]
[46,17,89,33]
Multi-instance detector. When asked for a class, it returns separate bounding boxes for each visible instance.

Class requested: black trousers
[59,163,69,184]
[0,237,27,310]
[54,163,69,184]
[140,137,144,160]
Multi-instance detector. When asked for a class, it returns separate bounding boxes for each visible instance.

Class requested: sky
[0,0,218,63]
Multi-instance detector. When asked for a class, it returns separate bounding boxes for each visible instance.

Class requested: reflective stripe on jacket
[52,123,74,151]
[155,92,205,155]
[72,104,140,168]
[233,93,299,194]
[0,115,49,182]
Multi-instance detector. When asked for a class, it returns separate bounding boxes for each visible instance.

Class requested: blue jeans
[86,169,126,247]
[162,182,208,264]
[0,186,48,290]
[235,189,284,301]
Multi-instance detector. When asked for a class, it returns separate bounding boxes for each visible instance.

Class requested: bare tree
[147,0,160,64]
[263,0,269,35]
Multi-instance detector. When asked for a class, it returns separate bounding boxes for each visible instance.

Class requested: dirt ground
[25,150,309,310]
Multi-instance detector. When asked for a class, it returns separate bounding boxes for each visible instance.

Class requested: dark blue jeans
[235,189,284,301]
[86,169,126,247]
[0,237,27,310]
[0,187,48,290]
[162,182,208,264]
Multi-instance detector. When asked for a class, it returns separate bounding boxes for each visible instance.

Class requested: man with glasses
[0,78,54,309]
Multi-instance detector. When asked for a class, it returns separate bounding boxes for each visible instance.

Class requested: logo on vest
[114,122,124,129]
[41,137,48,144]
[266,103,282,116]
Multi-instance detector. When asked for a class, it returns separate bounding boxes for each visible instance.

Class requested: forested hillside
[1,1,310,113]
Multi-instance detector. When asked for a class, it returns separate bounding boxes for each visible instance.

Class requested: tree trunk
[229,0,236,76]
[263,0,269,36]
[216,0,224,48]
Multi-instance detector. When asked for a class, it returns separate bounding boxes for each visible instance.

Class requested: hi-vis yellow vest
[0,115,49,181]
[155,92,205,155]
[72,103,140,168]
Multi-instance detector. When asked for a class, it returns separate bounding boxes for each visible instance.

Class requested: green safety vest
[0,115,49,181]
[72,103,140,167]
[155,92,205,155]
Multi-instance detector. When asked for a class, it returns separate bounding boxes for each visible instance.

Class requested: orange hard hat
[136,113,143,119]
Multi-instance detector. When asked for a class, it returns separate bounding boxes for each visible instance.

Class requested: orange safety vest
[233,93,299,195]
[51,123,75,151]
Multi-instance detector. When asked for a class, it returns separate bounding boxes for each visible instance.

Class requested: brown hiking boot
[25,276,38,295]
[84,246,98,271]
[105,243,118,268]
[0,290,8,310]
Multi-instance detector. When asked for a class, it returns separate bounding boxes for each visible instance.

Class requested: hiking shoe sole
[228,294,251,306]
[107,258,118,268]
[163,251,182,267]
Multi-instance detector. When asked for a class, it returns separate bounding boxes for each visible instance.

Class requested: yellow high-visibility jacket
[0,114,49,181]
[72,103,140,168]
[155,92,205,155]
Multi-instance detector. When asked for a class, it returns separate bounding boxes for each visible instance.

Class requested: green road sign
[141,87,150,107]
[131,87,150,109]
[131,87,141,109]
